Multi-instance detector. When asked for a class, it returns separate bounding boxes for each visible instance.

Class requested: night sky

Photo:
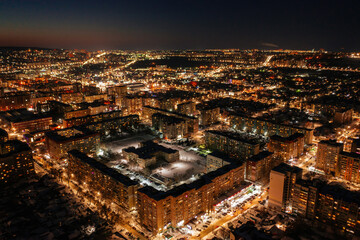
[0,0,359,51]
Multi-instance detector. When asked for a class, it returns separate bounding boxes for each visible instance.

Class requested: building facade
[68,150,138,211]
[316,140,343,175]
[45,127,100,160]
[230,114,313,144]
[0,139,34,185]
[205,130,260,160]
[246,151,277,184]
[268,133,305,161]
[336,152,360,184]
[269,163,302,211]
[137,161,245,233]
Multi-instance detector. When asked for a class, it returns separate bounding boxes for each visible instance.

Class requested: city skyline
[1,1,360,239]
[1,0,360,50]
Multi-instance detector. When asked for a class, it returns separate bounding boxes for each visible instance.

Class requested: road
[33,155,148,240]
[192,192,266,239]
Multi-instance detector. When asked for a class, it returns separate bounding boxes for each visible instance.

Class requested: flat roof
[45,126,98,143]
[231,113,313,131]
[0,128,8,137]
[153,113,185,124]
[270,132,304,142]
[206,130,260,145]
[207,151,238,164]
[271,163,302,175]
[0,108,52,123]
[247,151,273,162]
[138,161,245,201]
[0,140,31,158]
[319,183,360,205]
[339,151,360,159]
[123,141,178,160]
[144,105,197,120]
[68,150,137,187]
[318,139,343,147]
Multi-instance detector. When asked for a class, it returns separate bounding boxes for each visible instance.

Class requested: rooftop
[138,160,244,201]
[318,139,343,147]
[152,113,185,124]
[0,140,31,157]
[339,151,360,159]
[0,108,51,123]
[206,130,260,145]
[247,151,273,162]
[272,163,302,175]
[123,140,178,160]
[207,151,239,164]
[45,126,98,143]
[68,150,137,187]
[270,132,304,142]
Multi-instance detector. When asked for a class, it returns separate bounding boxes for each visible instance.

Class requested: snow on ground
[104,135,206,186]
[103,134,155,154]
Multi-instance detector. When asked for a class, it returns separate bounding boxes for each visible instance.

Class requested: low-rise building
[123,141,179,168]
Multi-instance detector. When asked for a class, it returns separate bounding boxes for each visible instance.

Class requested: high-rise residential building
[0,108,53,133]
[335,151,360,184]
[291,179,323,219]
[246,151,277,184]
[177,101,196,116]
[0,128,9,143]
[205,130,260,160]
[107,85,127,98]
[316,140,343,175]
[137,161,245,233]
[45,127,100,161]
[268,133,304,161]
[68,150,138,211]
[333,108,353,125]
[230,114,313,144]
[350,138,360,154]
[80,115,139,138]
[198,106,220,126]
[206,151,235,173]
[63,110,122,128]
[269,163,302,211]
[152,113,186,140]
[143,106,198,136]
[316,184,360,235]
[289,178,360,235]
[0,139,34,185]
[0,92,31,111]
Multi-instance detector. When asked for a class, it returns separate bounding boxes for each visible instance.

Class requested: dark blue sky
[0,0,359,50]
